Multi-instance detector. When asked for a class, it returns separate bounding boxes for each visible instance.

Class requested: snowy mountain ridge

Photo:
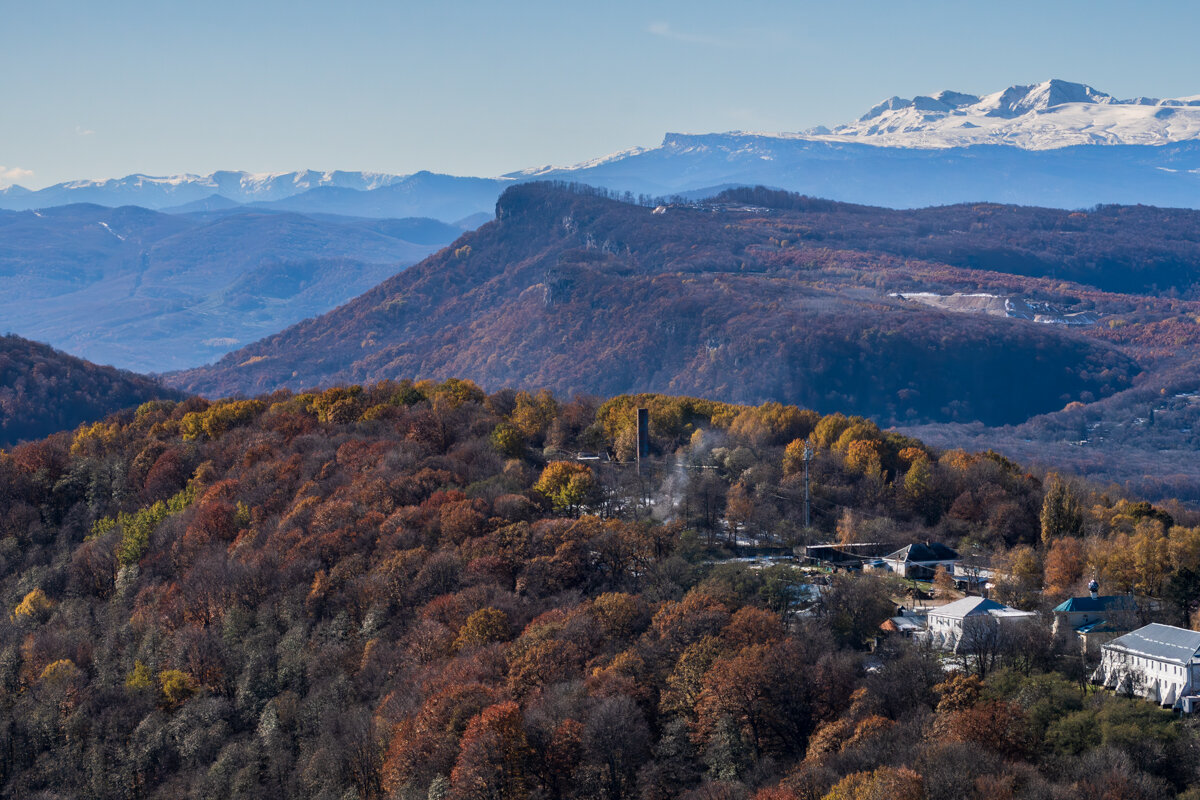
[802,79,1200,149]
[0,170,408,209]
[57,169,405,196]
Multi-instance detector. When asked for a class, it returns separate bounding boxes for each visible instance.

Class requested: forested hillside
[710,187,1200,297]
[169,182,1200,503]
[2,380,1200,798]
[0,335,183,447]
[169,183,1136,427]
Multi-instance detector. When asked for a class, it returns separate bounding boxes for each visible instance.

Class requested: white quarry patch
[890,291,1100,326]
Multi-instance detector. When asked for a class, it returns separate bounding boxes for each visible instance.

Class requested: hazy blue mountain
[159,194,245,214]
[0,170,505,221]
[0,205,458,372]
[248,171,508,220]
[11,140,1196,220]
[531,136,1200,210]
[453,211,497,229]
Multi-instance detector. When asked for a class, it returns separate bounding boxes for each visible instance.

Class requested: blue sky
[4,0,1200,187]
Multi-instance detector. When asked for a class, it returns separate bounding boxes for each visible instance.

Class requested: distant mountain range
[3,81,1198,216]
[0,205,464,371]
[0,170,507,223]
[0,169,401,208]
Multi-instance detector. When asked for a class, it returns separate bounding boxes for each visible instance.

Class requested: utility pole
[803,444,813,529]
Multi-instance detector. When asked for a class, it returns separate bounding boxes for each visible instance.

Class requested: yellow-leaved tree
[534,461,597,514]
[12,588,53,623]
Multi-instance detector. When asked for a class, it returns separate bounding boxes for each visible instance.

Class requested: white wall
[1100,649,1194,704]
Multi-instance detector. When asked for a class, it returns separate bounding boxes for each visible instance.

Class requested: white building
[1094,623,1200,711]
[923,596,1035,652]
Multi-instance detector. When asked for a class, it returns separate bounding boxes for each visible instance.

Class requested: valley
[0,205,464,371]
[4,176,1198,504]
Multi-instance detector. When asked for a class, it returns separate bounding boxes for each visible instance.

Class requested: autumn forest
[1,377,1200,799]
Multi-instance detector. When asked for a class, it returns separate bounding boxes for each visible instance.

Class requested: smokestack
[1089,579,1099,600]
[637,408,650,466]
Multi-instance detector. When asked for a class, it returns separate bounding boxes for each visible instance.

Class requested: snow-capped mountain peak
[978,79,1115,117]
[820,79,1200,148]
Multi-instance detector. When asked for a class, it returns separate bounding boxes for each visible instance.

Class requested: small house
[882,542,959,579]
[880,614,924,639]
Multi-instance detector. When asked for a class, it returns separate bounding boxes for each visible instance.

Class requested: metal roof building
[1104,623,1200,666]
[882,542,959,578]
[1095,623,1200,710]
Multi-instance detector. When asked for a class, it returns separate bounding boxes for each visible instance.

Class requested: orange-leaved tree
[449,701,532,800]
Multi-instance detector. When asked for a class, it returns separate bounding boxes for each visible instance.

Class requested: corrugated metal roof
[1105,623,1200,665]
[887,616,923,632]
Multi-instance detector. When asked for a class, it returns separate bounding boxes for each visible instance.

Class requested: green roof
[1052,595,1135,613]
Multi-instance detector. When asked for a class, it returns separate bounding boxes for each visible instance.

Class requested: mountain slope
[248,171,508,221]
[706,186,1200,296]
[167,183,1136,426]
[0,334,184,446]
[0,205,457,371]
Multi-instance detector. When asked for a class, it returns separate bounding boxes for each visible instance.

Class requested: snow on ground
[97,221,125,241]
